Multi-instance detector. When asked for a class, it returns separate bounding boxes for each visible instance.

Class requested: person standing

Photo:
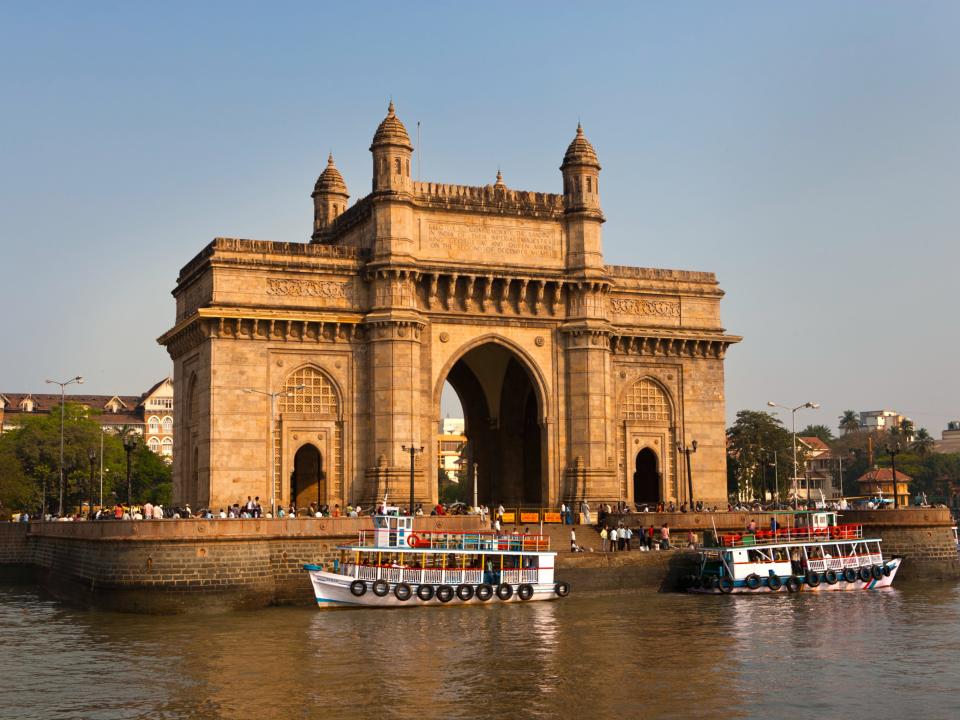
[600,526,609,552]
[580,500,592,525]
[561,502,568,525]
[569,527,577,552]
[609,526,618,552]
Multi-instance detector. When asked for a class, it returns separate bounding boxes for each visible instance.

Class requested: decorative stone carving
[266,278,350,299]
[609,297,680,318]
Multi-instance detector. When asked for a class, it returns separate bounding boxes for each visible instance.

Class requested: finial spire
[387,100,395,115]
[327,152,335,166]
[495,168,504,186]
[576,121,584,136]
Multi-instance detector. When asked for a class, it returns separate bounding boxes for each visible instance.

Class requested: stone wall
[0,516,479,614]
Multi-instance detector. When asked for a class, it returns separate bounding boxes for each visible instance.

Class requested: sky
[1,1,957,436]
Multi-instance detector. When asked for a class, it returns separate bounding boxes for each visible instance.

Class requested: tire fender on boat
[858,567,872,583]
[416,584,435,601]
[871,565,883,581]
[843,568,857,583]
[824,569,838,585]
[436,585,454,603]
[718,577,734,594]
[496,584,513,601]
[476,583,494,601]
[767,574,782,591]
[805,570,821,587]
[785,576,801,593]
[517,584,534,601]
[882,564,892,577]
[555,581,570,598]
[456,584,474,602]
[350,580,367,597]
[372,579,390,597]
[394,582,412,601]
[744,574,761,590]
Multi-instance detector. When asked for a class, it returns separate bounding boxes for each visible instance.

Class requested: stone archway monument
[159,103,741,512]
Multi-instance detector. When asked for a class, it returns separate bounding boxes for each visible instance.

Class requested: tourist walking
[569,527,578,552]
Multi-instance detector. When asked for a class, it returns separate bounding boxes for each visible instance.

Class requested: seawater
[1,580,958,720]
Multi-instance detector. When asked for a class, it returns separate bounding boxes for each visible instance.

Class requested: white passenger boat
[303,503,569,608]
[687,510,902,594]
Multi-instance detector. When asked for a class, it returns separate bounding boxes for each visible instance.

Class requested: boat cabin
[372,506,413,549]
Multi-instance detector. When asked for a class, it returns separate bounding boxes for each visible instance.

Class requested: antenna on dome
[417,120,422,181]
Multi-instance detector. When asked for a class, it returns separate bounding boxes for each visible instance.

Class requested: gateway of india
[160,103,740,512]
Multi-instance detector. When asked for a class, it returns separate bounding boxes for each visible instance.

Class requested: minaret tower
[560,123,616,503]
[370,101,414,194]
[311,153,349,241]
[561,123,604,273]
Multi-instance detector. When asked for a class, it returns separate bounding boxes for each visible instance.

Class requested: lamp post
[87,448,96,517]
[243,385,305,517]
[45,375,83,516]
[401,444,424,516]
[676,440,697,509]
[767,401,820,508]
[123,434,136,506]
[888,442,902,508]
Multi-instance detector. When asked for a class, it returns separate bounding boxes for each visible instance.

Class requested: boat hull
[688,557,902,594]
[306,568,565,608]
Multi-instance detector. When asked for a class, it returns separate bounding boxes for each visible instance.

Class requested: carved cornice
[410,181,565,220]
[158,309,367,355]
[610,332,742,359]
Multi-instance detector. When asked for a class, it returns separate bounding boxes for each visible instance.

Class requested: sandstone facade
[158,104,741,512]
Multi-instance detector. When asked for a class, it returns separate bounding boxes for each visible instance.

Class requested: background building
[857,467,911,501]
[859,409,914,439]
[936,420,960,453]
[437,418,466,484]
[0,377,174,460]
[797,436,839,500]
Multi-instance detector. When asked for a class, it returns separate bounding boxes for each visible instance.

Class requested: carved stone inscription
[426,221,560,263]
[610,297,680,317]
[266,278,349,299]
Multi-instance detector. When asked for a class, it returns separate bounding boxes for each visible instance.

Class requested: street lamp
[676,440,697,509]
[243,385,305,517]
[401,444,425,516]
[888,442,902,508]
[45,375,83,516]
[87,448,96,517]
[123,434,136,506]
[767,401,820,508]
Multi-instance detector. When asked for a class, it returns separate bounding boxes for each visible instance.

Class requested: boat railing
[720,524,863,547]
[357,529,550,552]
[342,563,489,586]
[806,552,883,572]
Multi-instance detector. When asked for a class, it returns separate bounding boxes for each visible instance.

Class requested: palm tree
[912,428,935,456]
[839,410,860,435]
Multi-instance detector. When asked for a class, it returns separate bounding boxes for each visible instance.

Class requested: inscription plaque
[425,221,560,263]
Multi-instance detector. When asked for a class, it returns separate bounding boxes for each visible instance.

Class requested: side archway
[619,377,676,505]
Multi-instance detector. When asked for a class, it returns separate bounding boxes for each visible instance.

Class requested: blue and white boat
[303,503,569,608]
[687,510,903,594]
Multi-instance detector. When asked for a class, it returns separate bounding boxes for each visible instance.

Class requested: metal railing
[720,524,863,547]
[356,529,550,552]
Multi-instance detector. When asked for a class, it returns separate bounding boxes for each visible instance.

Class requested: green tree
[800,424,835,443]
[0,403,170,514]
[911,428,935,457]
[839,410,861,435]
[726,410,796,502]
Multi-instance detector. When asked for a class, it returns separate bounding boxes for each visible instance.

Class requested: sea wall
[0,517,478,613]
[1,509,956,612]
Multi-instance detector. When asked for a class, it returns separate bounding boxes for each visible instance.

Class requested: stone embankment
[1,508,955,613]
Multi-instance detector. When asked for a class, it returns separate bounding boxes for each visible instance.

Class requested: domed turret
[312,153,350,238]
[561,123,601,213]
[370,101,414,193]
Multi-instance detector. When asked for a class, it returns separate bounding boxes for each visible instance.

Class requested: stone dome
[314,154,348,195]
[370,101,414,151]
[561,123,600,169]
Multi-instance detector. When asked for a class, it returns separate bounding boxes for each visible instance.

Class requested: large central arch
[435,338,547,507]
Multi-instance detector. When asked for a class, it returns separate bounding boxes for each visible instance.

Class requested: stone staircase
[541,522,602,554]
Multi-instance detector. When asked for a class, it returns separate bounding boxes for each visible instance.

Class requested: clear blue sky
[2,2,957,436]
